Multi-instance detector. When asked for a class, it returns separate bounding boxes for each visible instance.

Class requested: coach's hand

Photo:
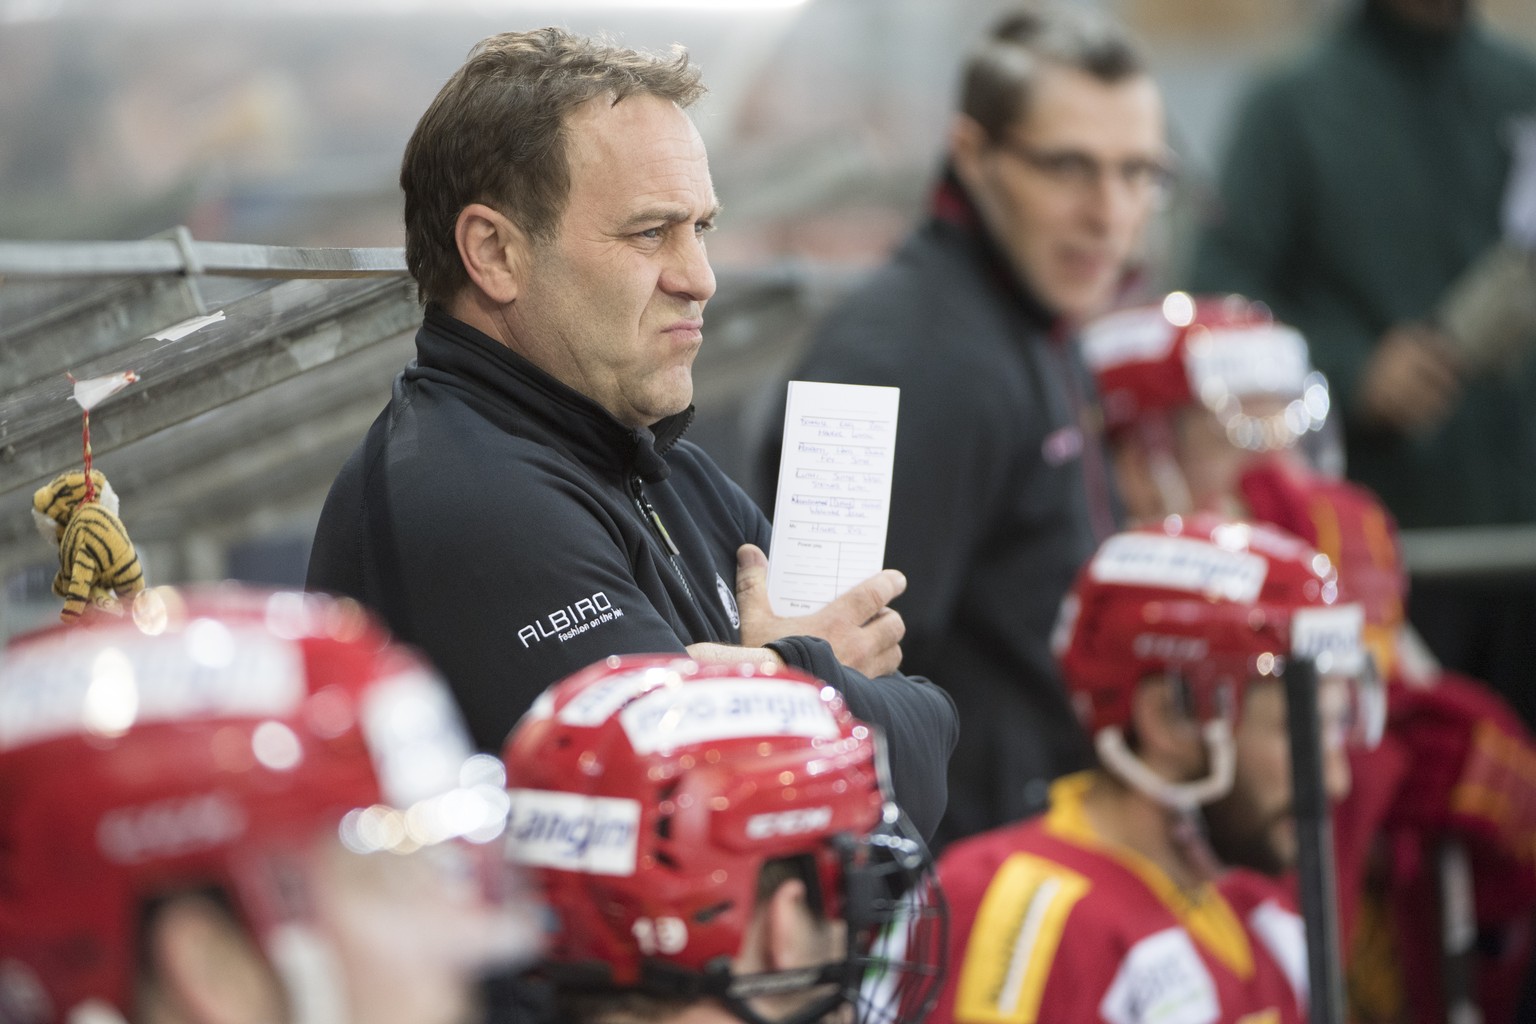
[732,543,906,679]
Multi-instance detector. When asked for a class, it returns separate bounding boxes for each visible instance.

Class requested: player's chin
[1268,818,1299,872]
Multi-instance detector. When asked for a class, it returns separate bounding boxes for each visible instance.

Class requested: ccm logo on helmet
[745,806,834,841]
[1132,633,1210,663]
[506,789,641,877]
[96,793,247,864]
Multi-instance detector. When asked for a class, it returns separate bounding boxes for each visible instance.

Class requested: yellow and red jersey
[935,773,1307,1024]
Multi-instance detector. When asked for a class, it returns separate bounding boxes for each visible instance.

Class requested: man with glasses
[756,4,1169,848]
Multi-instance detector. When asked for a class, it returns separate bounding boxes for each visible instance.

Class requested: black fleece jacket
[308,306,957,840]
[755,172,1117,847]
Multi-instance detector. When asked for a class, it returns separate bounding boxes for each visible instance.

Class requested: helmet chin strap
[268,924,351,1024]
[1148,446,1194,518]
[1095,720,1236,813]
[1130,417,1193,519]
[67,1000,128,1024]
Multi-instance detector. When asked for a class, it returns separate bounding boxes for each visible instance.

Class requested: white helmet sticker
[1290,603,1366,672]
[1080,306,1179,370]
[1185,324,1310,403]
[556,665,682,727]
[618,680,840,754]
[360,669,476,810]
[1090,534,1268,603]
[506,789,641,877]
[0,625,305,751]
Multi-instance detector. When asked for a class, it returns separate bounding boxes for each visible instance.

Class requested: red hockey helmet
[0,585,535,1024]
[1053,514,1381,807]
[502,654,946,1024]
[1081,292,1331,452]
[1238,458,1410,678]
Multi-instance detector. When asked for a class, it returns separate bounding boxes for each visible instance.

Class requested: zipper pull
[632,478,682,557]
[647,504,681,557]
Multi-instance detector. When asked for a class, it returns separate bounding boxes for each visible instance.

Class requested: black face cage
[715,807,949,1024]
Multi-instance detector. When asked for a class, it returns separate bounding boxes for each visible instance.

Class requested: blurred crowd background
[4,0,1532,272]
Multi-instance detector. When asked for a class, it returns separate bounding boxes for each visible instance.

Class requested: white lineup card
[767,381,900,616]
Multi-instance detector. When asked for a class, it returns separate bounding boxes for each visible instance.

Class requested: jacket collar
[928,165,1063,338]
[411,305,690,482]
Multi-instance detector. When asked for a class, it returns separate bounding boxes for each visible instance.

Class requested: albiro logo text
[517,592,620,648]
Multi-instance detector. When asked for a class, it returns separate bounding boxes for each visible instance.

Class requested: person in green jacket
[1190,0,1536,729]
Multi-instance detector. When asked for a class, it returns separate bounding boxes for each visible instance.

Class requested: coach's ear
[144,892,287,1024]
[455,203,531,306]
[948,113,991,197]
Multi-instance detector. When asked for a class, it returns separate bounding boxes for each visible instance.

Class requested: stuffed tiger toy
[32,470,145,621]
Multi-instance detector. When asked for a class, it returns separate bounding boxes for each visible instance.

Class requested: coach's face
[502,93,719,429]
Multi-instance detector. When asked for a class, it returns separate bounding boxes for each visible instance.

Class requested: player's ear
[762,876,826,972]
[456,203,531,305]
[1130,674,1203,778]
[1109,431,1162,522]
[146,892,287,1024]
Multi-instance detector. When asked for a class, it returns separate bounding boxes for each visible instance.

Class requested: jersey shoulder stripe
[954,850,1090,1024]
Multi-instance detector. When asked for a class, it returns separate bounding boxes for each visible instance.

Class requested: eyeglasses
[995,139,1176,198]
